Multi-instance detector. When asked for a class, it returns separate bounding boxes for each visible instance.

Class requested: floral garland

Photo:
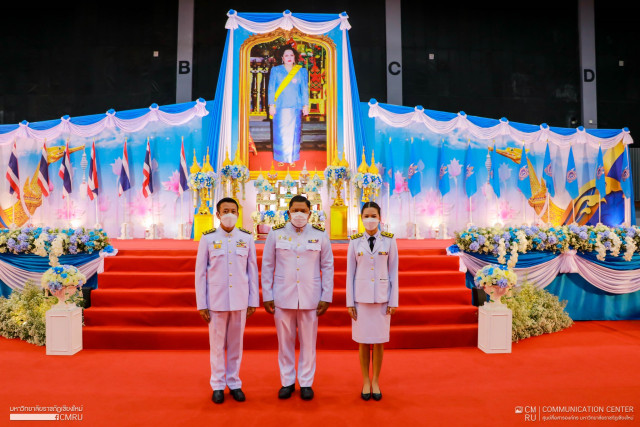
[0,227,111,265]
[352,172,383,190]
[455,224,640,263]
[323,165,350,182]
[41,265,87,292]
[220,164,250,182]
[188,171,216,190]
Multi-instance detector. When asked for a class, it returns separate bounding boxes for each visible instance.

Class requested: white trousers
[208,309,247,390]
[274,308,318,387]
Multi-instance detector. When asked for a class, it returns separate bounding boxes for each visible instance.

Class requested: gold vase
[332,179,344,207]
[197,187,211,215]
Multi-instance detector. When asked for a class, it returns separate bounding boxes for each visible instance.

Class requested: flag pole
[572,199,576,224]
[95,197,99,228]
[598,191,602,224]
[469,195,472,225]
[546,193,550,225]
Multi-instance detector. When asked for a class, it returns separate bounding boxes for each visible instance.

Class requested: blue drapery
[0,253,101,298]
[463,251,640,320]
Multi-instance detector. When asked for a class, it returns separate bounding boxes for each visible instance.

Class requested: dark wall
[192,0,387,104]
[595,1,640,136]
[0,1,178,124]
[401,1,581,128]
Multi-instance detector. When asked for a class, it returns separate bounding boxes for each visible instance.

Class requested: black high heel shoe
[372,385,382,401]
[361,385,371,401]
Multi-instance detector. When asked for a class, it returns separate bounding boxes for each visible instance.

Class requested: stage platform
[83,238,477,350]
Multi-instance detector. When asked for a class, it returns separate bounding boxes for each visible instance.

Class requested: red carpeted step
[83,304,478,328]
[98,272,195,289]
[104,256,196,272]
[89,286,470,308]
[83,323,478,350]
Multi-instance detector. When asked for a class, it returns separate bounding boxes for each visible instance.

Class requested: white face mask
[220,213,237,228]
[290,212,309,228]
[363,218,380,231]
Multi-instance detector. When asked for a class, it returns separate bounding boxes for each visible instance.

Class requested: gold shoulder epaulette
[238,227,252,234]
[272,223,285,230]
[381,231,394,238]
[203,228,216,235]
[312,223,325,232]
[350,232,363,240]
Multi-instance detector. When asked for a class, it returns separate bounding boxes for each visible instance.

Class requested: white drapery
[368,101,634,149]
[452,250,640,294]
[0,100,209,145]
[224,10,351,34]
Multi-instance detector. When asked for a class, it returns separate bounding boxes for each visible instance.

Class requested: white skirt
[352,302,390,344]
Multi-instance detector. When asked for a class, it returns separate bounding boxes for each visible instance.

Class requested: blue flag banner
[464,142,477,198]
[595,145,606,198]
[542,142,555,198]
[385,137,396,195]
[621,145,631,198]
[517,145,532,199]
[408,138,422,197]
[490,144,501,198]
[437,142,450,197]
[565,146,579,199]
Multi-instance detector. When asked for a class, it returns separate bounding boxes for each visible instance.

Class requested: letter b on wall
[178,61,191,75]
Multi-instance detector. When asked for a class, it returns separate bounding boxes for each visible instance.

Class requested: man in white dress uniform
[261,195,334,400]
[195,197,259,404]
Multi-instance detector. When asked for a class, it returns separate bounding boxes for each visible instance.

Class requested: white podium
[478,304,512,354]
[45,306,83,356]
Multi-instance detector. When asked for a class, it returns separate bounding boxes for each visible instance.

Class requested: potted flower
[473,264,517,306]
[41,265,87,309]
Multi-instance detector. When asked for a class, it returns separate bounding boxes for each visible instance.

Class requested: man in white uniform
[195,197,259,404]
[261,195,334,400]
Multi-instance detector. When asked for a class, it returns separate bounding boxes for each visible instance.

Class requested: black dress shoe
[212,390,225,404]
[300,387,314,400]
[229,388,246,402]
[278,384,295,399]
[372,392,382,401]
[361,392,371,401]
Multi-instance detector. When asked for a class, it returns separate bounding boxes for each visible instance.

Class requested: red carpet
[83,239,478,350]
[2,321,639,426]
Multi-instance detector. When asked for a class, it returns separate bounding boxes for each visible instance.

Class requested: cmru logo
[519,165,529,180]
[596,166,605,179]
[515,407,524,414]
[544,163,553,177]
[622,167,630,182]
[465,164,474,178]
[439,164,448,179]
[566,168,577,183]
[408,163,418,179]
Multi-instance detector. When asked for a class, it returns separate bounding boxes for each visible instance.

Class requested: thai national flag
[87,140,99,200]
[118,139,131,196]
[37,140,50,197]
[142,138,154,198]
[179,138,189,195]
[6,140,21,199]
[57,141,73,198]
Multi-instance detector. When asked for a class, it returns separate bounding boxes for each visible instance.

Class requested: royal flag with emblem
[57,141,73,198]
[517,145,532,199]
[408,138,422,197]
[118,139,131,196]
[37,140,50,197]
[463,142,477,198]
[142,138,154,198]
[621,145,631,198]
[542,142,555,198]
[6,140,20,199]
[565,146,579,199]
[595,145,606,198]
[179,138,188,195]
[490,144,501,198]
[87,140,99,200]
[437,141,450,197]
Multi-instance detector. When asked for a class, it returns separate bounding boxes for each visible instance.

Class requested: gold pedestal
[330,205,348,240]
[235,203,243,228]
[357,215,365,233]
[193,214,213,241]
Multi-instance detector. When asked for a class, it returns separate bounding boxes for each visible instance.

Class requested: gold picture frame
[238,28,337,180]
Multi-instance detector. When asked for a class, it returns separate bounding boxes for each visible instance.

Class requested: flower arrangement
[220,164,250,182]
[309,209,326,224]
[505,281,573,342]
[251,210,287,227]
[474,263,517,305]
[0,282,57,346]
[42,265,87,308]
[0,227,111,265]
[352,172,383,190]
[188,171,216,190]
[455,224,640,262]
[323,165,350,183]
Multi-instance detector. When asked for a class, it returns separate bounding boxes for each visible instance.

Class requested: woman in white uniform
[346,202,399,401]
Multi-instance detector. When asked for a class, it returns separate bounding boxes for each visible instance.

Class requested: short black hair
[279,44,301,63]
[216,197,239,212]
[289,195,311,209]
[361,201,381,215]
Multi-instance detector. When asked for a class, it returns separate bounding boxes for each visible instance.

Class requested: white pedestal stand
[45,306,82,356]
[478,304,512,354]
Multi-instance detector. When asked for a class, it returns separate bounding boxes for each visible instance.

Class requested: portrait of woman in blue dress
[268,45,309,166]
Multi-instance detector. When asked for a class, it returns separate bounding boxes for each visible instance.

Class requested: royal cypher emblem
[566,168,577,183]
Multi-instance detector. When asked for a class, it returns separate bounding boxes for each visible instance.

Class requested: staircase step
[83,305,477,327]
[104,256,196,272]
[83,324,478,350]
[89,286,470,307]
